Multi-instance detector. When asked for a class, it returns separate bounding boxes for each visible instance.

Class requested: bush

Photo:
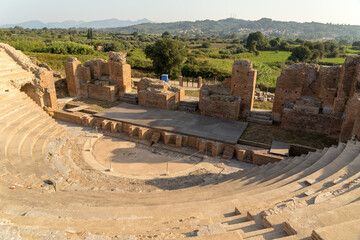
[45,41,95,55]
[201,42,211,48]
[288,46,312,62]
[9,40,46,52]
[127,48,153,71]
[181,58,231,79]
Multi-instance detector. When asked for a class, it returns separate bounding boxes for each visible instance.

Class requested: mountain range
[106,18,360,41]
[0,18,151,29]
[1,18,360,41]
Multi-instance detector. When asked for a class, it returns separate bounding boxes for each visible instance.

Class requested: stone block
[252,150,284,165]
[137,78,184,110]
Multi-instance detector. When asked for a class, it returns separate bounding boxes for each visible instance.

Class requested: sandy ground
[93,137,200,176]
[55,120,254,192]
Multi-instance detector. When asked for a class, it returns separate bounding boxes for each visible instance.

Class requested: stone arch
[20,82,43,106]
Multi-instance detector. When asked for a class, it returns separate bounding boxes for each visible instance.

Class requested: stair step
[247,117,273,125]
[224,220,259,232]
[250,113,271,120]
[178,101,198,112]
[250,111,272,118]
[0,72,34,81]
[120,93,138,104]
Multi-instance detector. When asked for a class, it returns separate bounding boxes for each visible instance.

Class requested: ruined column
[231,60,257,118]
[108,51,132,96]
[38,68,58,109]
[64,57,82,97]
[197,76,202,88]
[339,92,360,141]
[179,76,183,87]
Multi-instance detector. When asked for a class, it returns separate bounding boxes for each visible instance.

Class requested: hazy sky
[1,0,360,25]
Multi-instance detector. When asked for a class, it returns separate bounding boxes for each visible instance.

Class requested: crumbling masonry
[199,59,257,120]
[272,55,360,141]
[137,78,185,110]
[0,43,58,109]
[65,51,131,101]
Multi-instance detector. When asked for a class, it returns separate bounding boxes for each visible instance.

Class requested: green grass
[185,90,200,98]
[320,57,346,65]
[198,51,290,88]
[26,51,108,74]
[236,51,291,64]
[344,46,360,55]
[210,43,231,49]
[241,122,338,149]
[253,100,273,110]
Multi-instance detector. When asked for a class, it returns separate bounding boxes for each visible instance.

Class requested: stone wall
[272,55,360,140]
[0,43,58,109]
[137,78,185,110]
[231,60,257,117]
[199,59,256,120]
[199,84,241,121]
[64,51,131,101]
[87,83,118,102]
[281,108,342,137]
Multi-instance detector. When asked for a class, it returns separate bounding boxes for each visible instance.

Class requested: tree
[352,41,360,50]
[162,31,171,38]
[202,42,211,48]
[145,38,186,79]
[87,28,93,39]
[270,38,281,48]
[353,41,360,47]
[288,46,312,62]
[246,31,266,52]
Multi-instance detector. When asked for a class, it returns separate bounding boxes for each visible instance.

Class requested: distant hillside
[0,18,151,29]
[105,18,360,41]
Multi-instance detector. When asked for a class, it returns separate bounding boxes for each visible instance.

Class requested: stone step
[224,220,259,232]
[242,227,287,239]
[0,67,26,76]
[250,112,271,120]
[0,72,34,81]
[178,101,199,112]
[250,111,271,117]
[247,117,273,125]
[311,219,360,240]
[120,93,138,104]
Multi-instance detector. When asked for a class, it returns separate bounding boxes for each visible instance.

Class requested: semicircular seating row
[0,85,359,240]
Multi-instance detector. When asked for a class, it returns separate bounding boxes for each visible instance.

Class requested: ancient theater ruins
[0,42,359,240]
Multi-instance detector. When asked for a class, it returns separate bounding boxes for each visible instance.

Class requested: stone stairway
[0,87,67,188]
[0,48,34,86]
[178,100,199,112]
[0,88,359,238]
[247,110,273,125]
[120,92,138,104]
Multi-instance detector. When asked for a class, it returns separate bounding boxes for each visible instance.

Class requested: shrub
[45,41,95,55]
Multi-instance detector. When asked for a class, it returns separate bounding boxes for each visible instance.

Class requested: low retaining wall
[51,109,288,165]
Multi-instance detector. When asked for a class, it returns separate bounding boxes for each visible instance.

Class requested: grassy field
[344,46,360,55]
[253,100,273,110]
[320,57,346,64]
[185,90,200,98]
[241,122,338,148]
[26,52,108,74]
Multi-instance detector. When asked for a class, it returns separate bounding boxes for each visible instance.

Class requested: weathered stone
[199,59,257,120]
[272,56,360,140]
[199,84,241,121]
[137,78,184,110]
[108,51,127,64]
[231,60,257,117]
[0,43,58,109]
